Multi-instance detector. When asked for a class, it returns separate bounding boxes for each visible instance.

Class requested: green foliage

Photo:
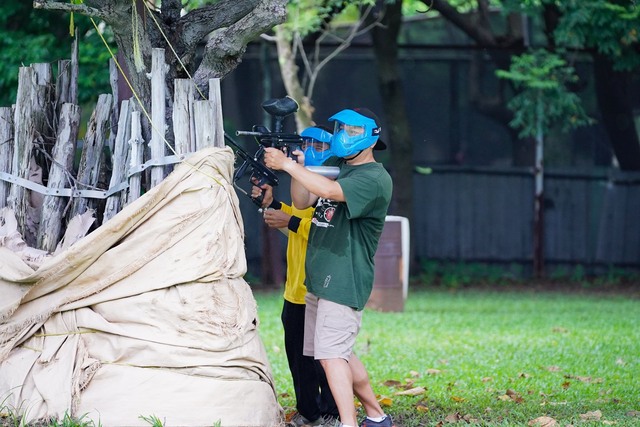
[554,0,640,71]
[139,415,164,427]
[277,0,370,40]
[0,1,112,108]
[0,407,100,427]
[502,0,640,72]
[496,49,594,139]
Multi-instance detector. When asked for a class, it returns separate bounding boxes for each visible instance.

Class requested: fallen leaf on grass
[546,366,562,372]
[426,368,442,375]
[528,416,557,426]
[564,374,603,384]
[579,410,602,421]
[482,377,493,382]
[443,412,461,423]
[439,413,477,424]
[394,386,426,396]
[416,404,429,412]
[402,379,416,388]
[498,389,524,403]
[378,396,393,407]
[383,380,402,387]
[627,410,640,417]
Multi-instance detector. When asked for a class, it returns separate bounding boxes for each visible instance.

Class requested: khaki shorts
[303,293,363,361]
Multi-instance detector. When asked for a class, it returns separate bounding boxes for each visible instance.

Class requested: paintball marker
[235,96,304,159]
[224,132,278,208]
[227,96,341,208]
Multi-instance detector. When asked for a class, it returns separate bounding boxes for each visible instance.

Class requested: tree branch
[33,0,108,19]
[425,0,496,46]
[193,0,287,88]
[176,0,262,53]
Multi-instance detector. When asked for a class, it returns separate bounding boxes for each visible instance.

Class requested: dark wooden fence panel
[595,173,640,267]
[410,167,640,274]
[413,167,533,264]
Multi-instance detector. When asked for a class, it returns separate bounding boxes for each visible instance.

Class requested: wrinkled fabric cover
[0,147,283,426]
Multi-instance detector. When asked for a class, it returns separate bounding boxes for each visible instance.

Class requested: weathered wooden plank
[0,107,14,209]
[70,93,112,219]
[37,103,81,252]
[173,79,195,155]
[8,67,38,243]
[149,48,167,188]
[208,78,224,148]
[70,31,79,106]
[127,111,144,204]
[103,100,132,224]
[107,58,120,154]
[55,60,72,119]
[193,100,215,150]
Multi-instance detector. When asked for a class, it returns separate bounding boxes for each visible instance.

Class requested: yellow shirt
[280,203,313,304]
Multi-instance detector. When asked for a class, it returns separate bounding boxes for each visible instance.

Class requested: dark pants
[281,299,338,421]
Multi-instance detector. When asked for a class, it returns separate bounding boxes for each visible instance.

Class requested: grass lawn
[254,287,640,426]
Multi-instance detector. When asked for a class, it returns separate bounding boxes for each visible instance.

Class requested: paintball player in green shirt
[263,108,394,427]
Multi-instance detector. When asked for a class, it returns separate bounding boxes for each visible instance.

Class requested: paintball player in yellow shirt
[253,126,339,427]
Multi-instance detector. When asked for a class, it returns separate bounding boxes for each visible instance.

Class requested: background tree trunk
[367,0,418,270]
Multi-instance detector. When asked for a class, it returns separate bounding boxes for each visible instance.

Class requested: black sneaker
[288,412,325,427]
[359,415,395,427]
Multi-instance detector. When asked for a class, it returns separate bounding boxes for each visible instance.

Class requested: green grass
[254,288,640,426]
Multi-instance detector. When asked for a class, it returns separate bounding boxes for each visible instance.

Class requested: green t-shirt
[305,160,393,310]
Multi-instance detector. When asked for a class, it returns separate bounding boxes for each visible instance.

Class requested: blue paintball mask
[328,109,382,158]
[301,126,333,166]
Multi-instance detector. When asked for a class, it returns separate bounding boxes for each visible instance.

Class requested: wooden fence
[0,47,224,253]
[411,166,640,275]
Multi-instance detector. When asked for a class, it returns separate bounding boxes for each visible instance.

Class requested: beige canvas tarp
[0,147,283,426]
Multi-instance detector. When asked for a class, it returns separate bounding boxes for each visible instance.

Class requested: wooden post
[173,79,195,155]
[55,59,72,118]
[70,30,79,106]
[208,78,225,148]
[149,48,168,188]
[9,67,38,242]
[107,58,120,154]
[103,100,132,224]
[0,107,14,209]
[193,100,215,150]
[38,103,81,252]
[128,111,144,204]
[70,93,112,219]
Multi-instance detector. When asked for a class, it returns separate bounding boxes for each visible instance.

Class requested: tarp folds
[0,147,283,426]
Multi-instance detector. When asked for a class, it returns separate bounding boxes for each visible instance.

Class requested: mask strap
[345,150,365,162]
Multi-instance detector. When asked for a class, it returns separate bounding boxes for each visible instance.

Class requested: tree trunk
[592,55,640,171]
[367,0,417,270]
